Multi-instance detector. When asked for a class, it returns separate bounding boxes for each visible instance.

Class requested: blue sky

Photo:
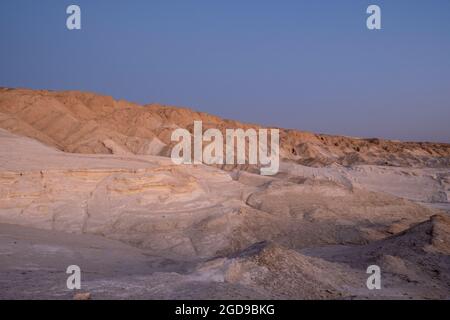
[1,0,449,142]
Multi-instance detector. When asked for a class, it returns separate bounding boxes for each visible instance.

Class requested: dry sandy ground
[0,127,449,299]
[0,88,449,299]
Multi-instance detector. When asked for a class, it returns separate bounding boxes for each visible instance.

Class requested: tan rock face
[0,88,449,299]
[0,128,445,259]
[1,88,449,167]
[0,129,250,258]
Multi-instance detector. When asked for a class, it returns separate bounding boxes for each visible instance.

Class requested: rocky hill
[0,87,449,299]
[1,87,449,168]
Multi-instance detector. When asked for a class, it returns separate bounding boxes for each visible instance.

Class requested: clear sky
[1,0,449,142]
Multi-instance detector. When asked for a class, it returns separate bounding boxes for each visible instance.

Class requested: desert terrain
[0,88,449,299]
